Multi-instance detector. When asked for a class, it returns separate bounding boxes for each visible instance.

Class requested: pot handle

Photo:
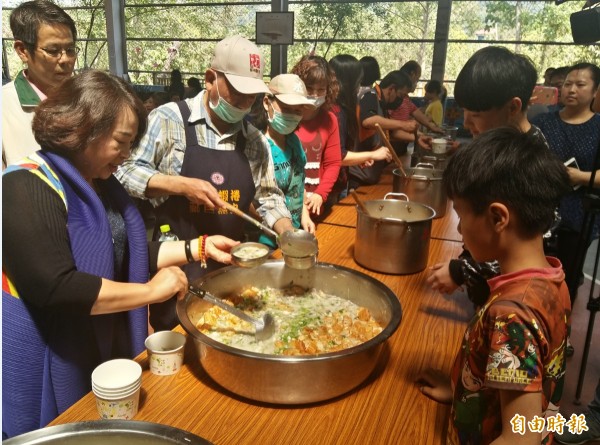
[415,162,435,169]
[410,174,431,181]
[384,192,409,201]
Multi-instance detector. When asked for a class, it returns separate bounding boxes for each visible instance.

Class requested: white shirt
[2,71,42,169]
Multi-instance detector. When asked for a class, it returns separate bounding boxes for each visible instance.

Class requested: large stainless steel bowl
[177,261,402,404]
[4,420,212,444]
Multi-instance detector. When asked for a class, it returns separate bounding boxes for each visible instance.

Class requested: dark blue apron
[150,101,255,330]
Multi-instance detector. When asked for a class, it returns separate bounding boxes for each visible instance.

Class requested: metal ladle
[351,190,406,223]
[188,285,275,341]
[221,201,278,239]
[221,201,318,268]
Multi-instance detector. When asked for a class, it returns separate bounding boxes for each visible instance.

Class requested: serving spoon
[221,202,318,268]
[188,285,275,341]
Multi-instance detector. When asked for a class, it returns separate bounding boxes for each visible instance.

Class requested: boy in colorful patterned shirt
[418,127,572,445]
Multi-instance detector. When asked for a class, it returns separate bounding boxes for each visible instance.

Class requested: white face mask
[268,108,303,135]
[306,95,326,108]
[209,73,251,123]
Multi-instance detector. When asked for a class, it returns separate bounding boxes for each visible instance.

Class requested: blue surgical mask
[306,95,326,108]
[268,108,303,135]
[209,73,251,123]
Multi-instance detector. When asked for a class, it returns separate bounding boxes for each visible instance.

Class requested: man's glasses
[38,46,80,59]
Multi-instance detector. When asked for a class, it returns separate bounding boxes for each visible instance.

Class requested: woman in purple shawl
[2,70,238,438]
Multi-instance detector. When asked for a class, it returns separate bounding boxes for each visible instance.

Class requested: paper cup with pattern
[94,386,141,420]
[91,359,142,420]
[145,331,186,375]
[432,138,448,154]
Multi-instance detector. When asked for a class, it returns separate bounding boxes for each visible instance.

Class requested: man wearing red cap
[117,36,294,330]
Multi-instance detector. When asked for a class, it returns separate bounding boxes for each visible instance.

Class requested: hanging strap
[176,100,198,148]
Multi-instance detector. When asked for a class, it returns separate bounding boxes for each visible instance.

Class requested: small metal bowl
[231,242,270,268]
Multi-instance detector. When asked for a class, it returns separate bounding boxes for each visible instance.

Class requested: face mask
[268,108,303,135]
[386,97,402,109]
[306,95,326,108]
[209,73,251,123]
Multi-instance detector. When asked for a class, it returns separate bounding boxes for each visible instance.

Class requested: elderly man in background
[2,0,78,169]
[117,35,294,331]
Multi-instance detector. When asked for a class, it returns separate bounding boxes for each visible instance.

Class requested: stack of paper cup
[91,359,142,420]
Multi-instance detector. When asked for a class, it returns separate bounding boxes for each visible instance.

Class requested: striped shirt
[116,90,291,228]
[388,95,417,121]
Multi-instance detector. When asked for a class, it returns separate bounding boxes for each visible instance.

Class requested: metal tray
[4,420,213,445]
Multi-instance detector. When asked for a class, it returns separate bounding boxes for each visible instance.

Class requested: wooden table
[50,208,472,444]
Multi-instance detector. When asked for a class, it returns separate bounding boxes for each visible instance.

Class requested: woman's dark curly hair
[290,55,339,111]
[32,70,147,158]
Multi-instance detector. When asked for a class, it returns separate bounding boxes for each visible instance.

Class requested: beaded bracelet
[184,239,195,263]
[198,234,208,269]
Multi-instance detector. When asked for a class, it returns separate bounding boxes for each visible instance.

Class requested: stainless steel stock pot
[354,193,435,274]
[393,163,447,218]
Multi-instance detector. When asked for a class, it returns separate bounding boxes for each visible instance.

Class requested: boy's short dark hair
[187,77,201,90]
[380,70,412,91]
[454,46,537,112]
[10,0,77,53]
[425,80,442,95]
[443,127,570,237]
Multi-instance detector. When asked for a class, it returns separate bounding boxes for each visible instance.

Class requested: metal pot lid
[4,420,213,445]
[419,152,449,161]
[362,198,436,222]
[393,165,444,180]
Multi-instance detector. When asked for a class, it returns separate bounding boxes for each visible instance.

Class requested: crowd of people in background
[2,1,600,444]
